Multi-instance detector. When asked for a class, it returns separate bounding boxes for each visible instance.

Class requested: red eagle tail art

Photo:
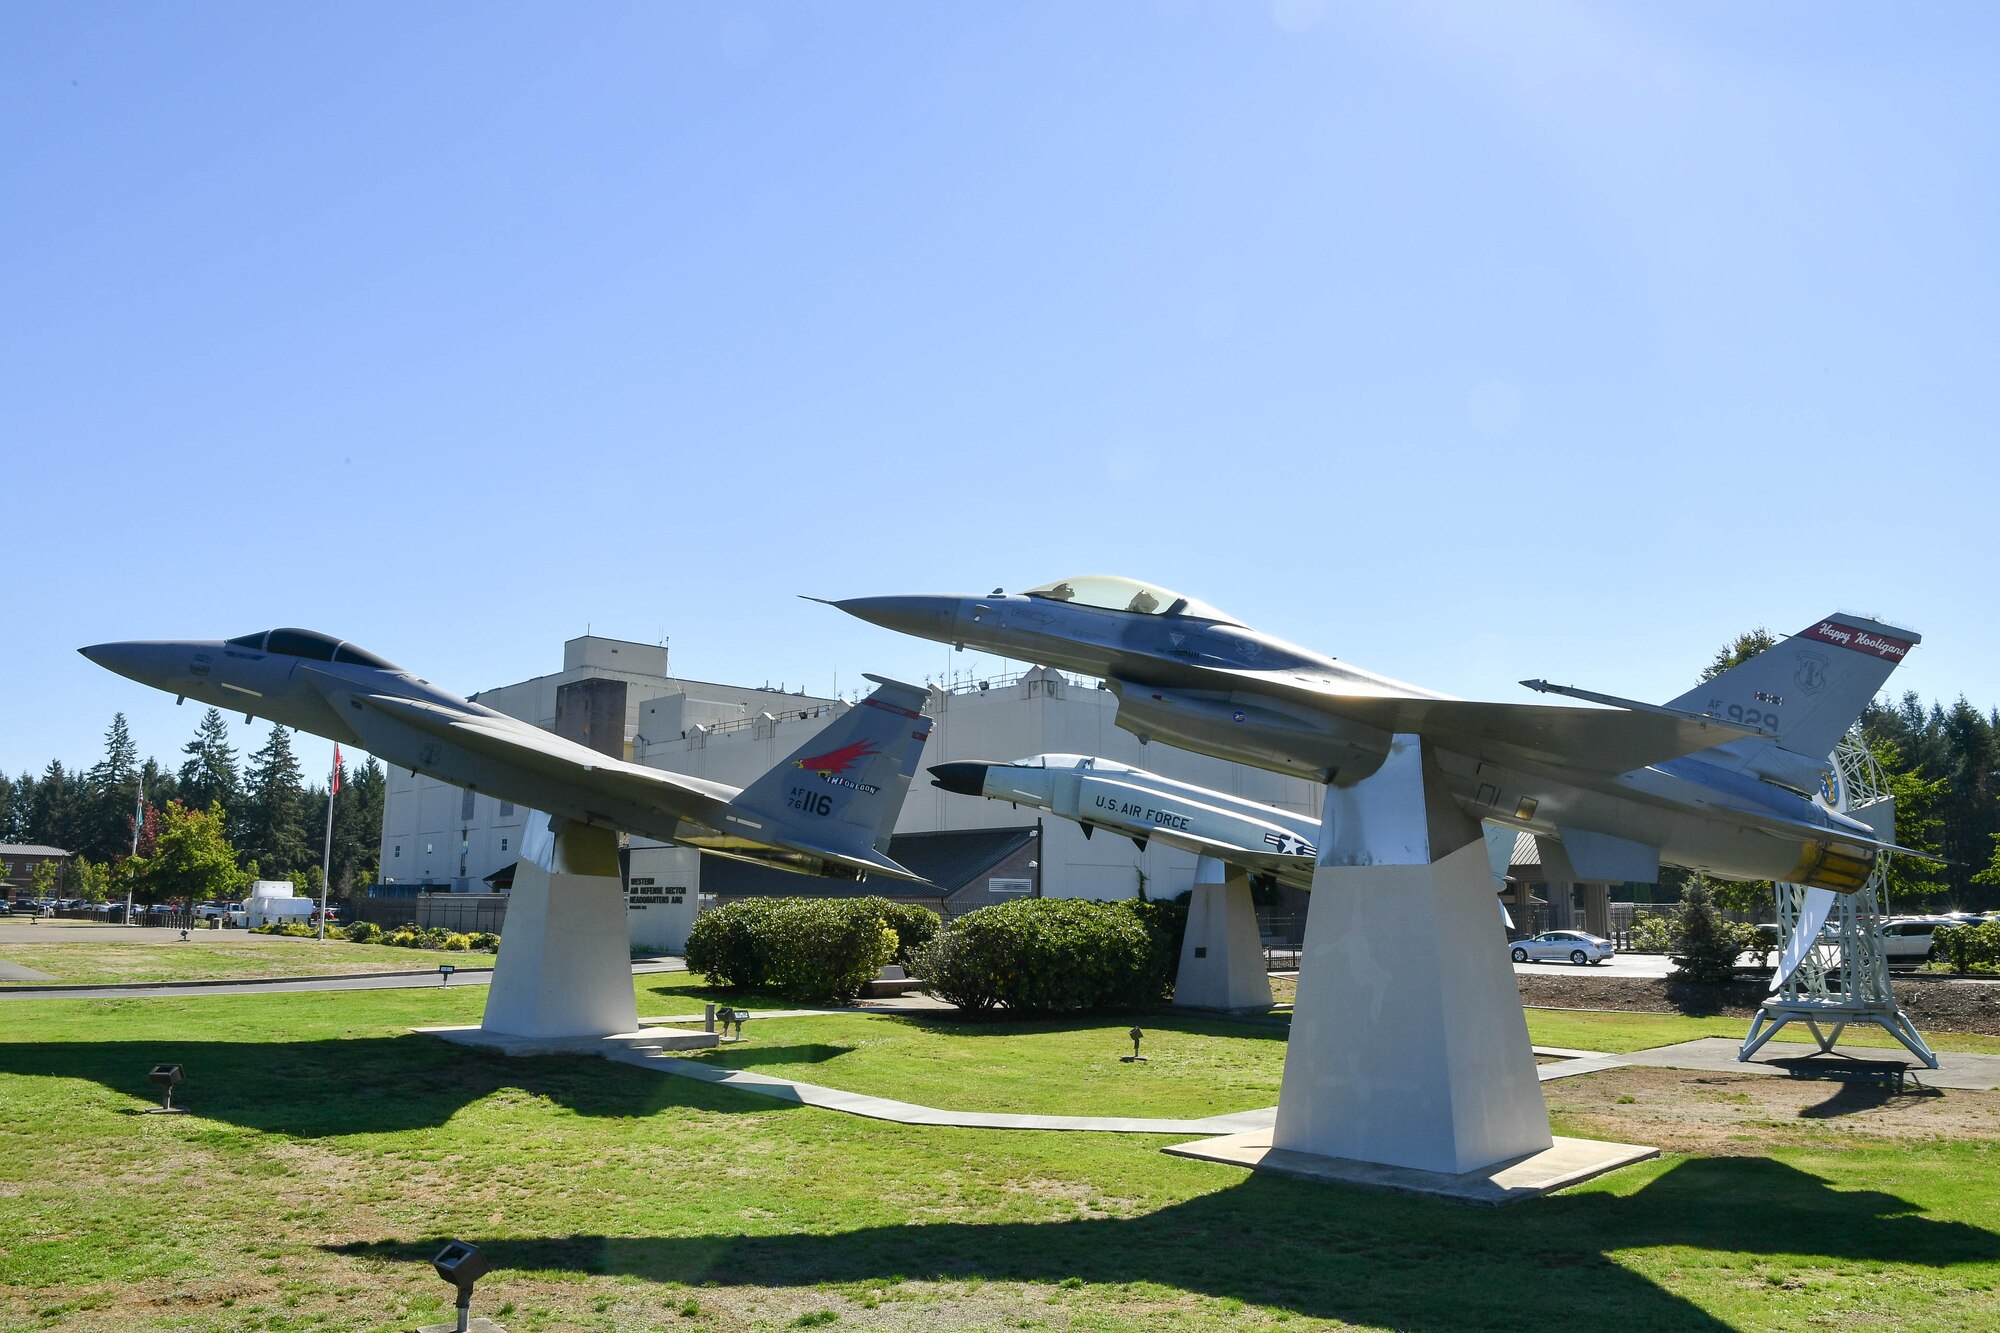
[795,738,881,778]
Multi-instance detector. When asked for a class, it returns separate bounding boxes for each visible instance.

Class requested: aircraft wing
[1206,669,1761,775]
[1156,828,1313,886]
[324,684,738,827]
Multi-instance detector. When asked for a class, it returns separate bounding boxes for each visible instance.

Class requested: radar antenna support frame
[1739,739,1938,1069]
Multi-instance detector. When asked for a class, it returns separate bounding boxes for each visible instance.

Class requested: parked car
[1882,916,1962,964]
[1509,931,1616,966]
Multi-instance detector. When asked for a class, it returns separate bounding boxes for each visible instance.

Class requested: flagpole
[319,750,337,942]
[124,772,141,927]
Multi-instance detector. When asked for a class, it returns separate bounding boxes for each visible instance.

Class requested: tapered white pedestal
[1173,856,1274,1012]
[477,822,639,1041]
[1271,838,1551,1174]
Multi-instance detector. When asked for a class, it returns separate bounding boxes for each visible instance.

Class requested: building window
[461,790,476,822]
[500,838,509,853]
[394,846,401,858]
[498,800,514,817]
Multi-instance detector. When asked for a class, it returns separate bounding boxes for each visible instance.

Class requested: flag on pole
[331,745,342,795]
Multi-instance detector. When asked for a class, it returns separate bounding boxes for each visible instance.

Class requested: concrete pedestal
[1271,837,1553,1174]
[1173,856,1274,1012]
[476,822,639,1041]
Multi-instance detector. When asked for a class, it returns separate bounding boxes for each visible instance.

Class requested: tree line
[0,708,384,904]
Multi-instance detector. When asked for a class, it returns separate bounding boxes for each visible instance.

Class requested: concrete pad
[418,1320,506,1332]
[0,961,57,982]
[1164,1128,1658,1205]
[1622,1037,2000,1090]
[421,1025,717,1058]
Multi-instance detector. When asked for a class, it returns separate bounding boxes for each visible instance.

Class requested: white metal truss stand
[1173,855,1274,1012]
[1740,742,1937,1068]
[1272,735,1554,1174]
[479,820,640,1042]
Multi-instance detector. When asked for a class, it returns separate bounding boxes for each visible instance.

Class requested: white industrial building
[377,634,1323,937]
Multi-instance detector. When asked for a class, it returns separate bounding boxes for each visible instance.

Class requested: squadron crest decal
[794,739,882,793]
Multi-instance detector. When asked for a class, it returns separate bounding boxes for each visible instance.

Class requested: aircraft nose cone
[928,762,991,798]
[79,642,140,678]
[832,595,961,642]
[78,640,180,688]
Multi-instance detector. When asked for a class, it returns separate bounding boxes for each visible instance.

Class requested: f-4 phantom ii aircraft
[932,753,1320,889]
[829,575,1927,892]
[81,628,932,881]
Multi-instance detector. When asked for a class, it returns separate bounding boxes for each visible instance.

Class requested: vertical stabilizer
[1667,614,1918,765]
[726,675,934,867]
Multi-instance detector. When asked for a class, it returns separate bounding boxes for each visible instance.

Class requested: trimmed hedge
[684,897,902,1003]
[916,897,1183,1015]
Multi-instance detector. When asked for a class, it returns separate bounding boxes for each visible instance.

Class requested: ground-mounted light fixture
[145,1062,189,1113]
[438,964,456,987]
[1121,1027,1148,1063]
[430,1239,490,1333]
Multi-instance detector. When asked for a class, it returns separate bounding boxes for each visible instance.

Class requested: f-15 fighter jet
[81,628,931,881]
[829,575,1923,892]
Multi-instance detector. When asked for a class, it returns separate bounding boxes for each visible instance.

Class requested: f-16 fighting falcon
[81,628,932,881]
[931,753,1320,890]
[827,575,1925,892]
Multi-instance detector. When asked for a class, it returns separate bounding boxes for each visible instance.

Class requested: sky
[5,1,1997,787]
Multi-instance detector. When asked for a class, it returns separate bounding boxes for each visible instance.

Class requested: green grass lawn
[0,936,491,985]
[1523,1006,2000,1056]
[3,982,1998,1331]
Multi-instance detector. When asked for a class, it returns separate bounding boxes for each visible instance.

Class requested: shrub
[684,898,897,1002]
[1626,914,1674,954]
[440,932,473,952]
[765,900,899,1002]
[1668,879,1742,984]
[917,897,1167,1015]
[861,898,941,969]
[684,900,782,989]
[467,932,500,953]
[342,920,383,944]
[1935,922,2000,973]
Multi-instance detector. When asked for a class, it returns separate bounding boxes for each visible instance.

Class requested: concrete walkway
[605,1043,1281,1134]
[616,1004,1622,1130]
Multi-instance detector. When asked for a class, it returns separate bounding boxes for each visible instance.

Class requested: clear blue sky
[7,2,1996,785]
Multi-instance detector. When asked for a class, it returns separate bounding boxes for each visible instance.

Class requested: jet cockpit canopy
[1014,753,1137,773]
[1021,575,1236,623]
[225,628,401,670]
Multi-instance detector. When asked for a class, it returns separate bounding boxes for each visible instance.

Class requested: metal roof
[0,845,70,857]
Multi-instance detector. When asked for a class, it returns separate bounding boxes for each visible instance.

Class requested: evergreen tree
[1669,877,1742,984]
[28,760,82,852]
[6,771,35,844]
[178,708,241,821]
[0,772,16,843]
[345,757,386,889]
[240,726,311,876]
[79,713,141,862]
[139,758,181,815]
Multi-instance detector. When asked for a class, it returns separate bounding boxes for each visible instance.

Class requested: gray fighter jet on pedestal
[828,575,1926,892]
[81,628,931,881]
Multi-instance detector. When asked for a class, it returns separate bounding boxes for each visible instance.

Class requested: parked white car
[1881,916,1962,964]
[1509,931,1616,966]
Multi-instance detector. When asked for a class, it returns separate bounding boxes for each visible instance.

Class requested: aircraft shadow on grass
[0,1035,810,1135]
[325,1157,2000,1329]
